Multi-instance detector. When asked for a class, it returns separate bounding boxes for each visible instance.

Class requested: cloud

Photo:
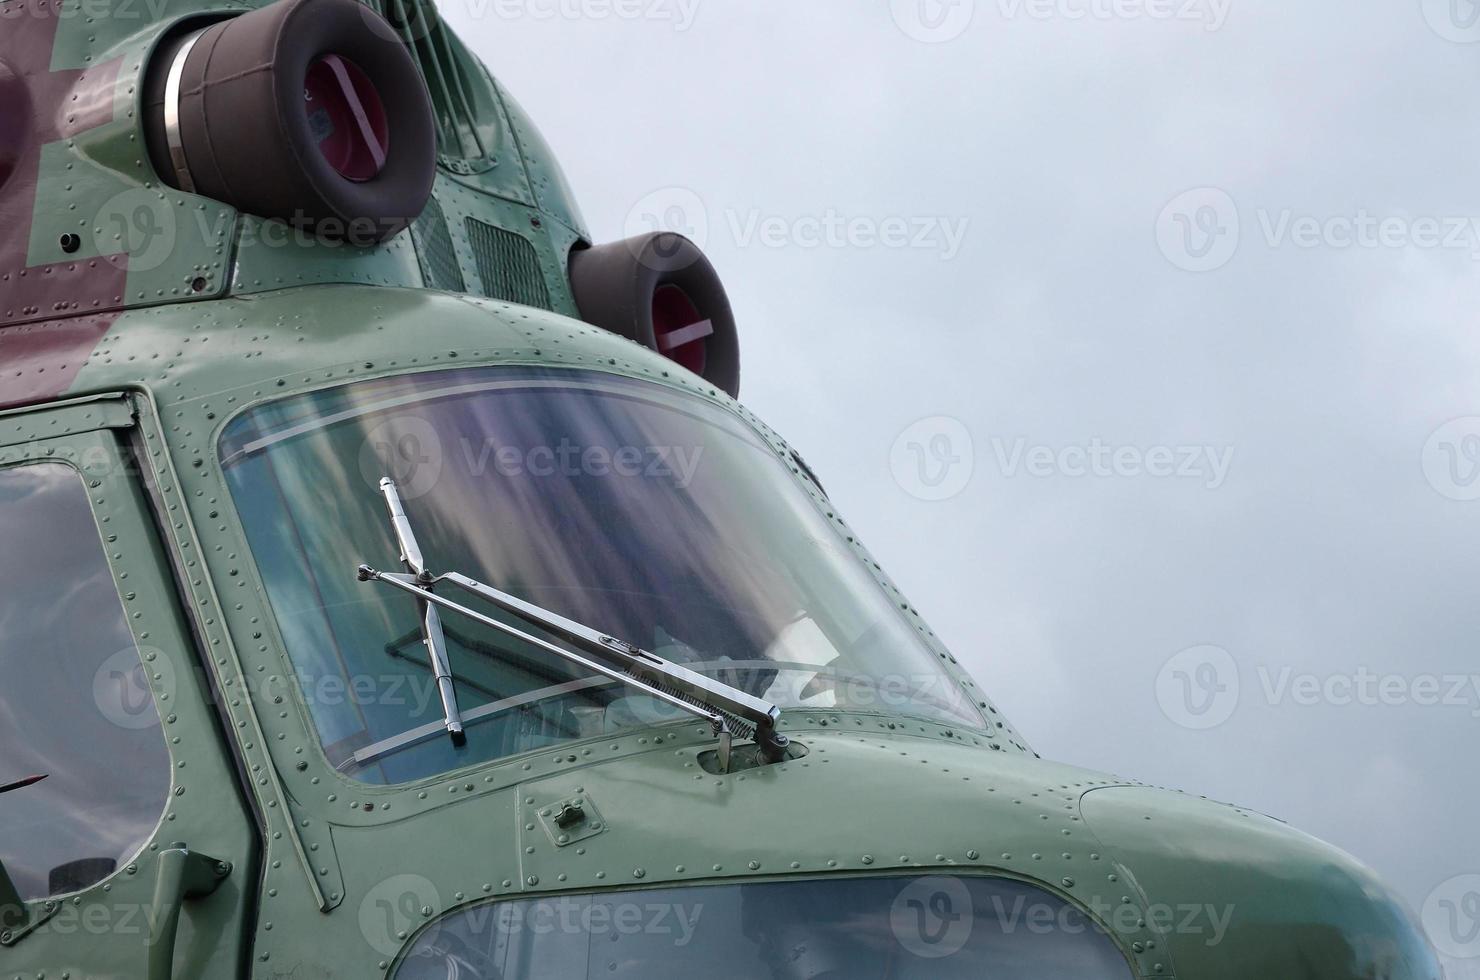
[445,0,1475,913]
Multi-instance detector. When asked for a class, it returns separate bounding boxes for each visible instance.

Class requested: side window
[0,463,171,900]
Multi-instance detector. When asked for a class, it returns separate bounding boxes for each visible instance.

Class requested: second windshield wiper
[357,478,789,773]
[379,477,466,748]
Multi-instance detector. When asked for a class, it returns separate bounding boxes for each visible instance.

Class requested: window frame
[386,871,1141,980]
[0,395,256,967]
[213,366,990,785]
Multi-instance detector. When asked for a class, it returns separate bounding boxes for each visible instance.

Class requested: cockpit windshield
[220,368,982,783]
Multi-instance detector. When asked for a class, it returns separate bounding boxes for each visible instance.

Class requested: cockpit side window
[0,463,172,900]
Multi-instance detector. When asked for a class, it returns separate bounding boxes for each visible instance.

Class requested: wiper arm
[378,478,466,748]
[0,774,46,796]
[357,479,790,772]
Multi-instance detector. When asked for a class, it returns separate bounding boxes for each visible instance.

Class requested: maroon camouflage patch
[1,0,128,404]
[0,312,118,409]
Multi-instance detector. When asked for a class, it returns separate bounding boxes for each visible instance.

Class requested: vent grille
[465,219,551,310]
[365,0,497,174]
[410,196,465,293]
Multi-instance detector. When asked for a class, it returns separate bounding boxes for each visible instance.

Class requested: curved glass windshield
[392,876,1134,979]
[221,368,981,783]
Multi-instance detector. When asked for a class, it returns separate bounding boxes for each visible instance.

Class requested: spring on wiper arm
[356,478,790,773]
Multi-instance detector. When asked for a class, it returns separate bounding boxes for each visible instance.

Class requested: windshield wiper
[356,478,789,773]
[377,477,466,748]
[0,774,47,796]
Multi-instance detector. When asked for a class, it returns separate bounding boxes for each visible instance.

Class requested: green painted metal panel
[0,408,258,978]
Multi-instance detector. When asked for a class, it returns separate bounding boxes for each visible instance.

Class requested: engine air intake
[143,0,436,244]
[569,232,741,398]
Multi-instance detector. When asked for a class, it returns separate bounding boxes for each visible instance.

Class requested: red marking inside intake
[305,55,389,182]
[652,284,711,376]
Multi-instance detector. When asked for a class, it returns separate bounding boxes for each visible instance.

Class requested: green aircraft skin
[0,0,1446,977]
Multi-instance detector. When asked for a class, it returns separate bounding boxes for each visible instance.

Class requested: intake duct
[143,0,436,244]
[569,233,741,398]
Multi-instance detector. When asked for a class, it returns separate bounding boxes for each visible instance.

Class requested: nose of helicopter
[1077,785,1445,979]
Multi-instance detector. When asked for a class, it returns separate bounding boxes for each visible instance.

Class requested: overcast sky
[444,1,1476,970]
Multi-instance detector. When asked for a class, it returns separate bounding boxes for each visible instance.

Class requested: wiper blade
[378,478,466,748]
[357,479,789,772]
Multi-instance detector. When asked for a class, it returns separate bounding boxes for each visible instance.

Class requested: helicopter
[0,0,1448,976]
